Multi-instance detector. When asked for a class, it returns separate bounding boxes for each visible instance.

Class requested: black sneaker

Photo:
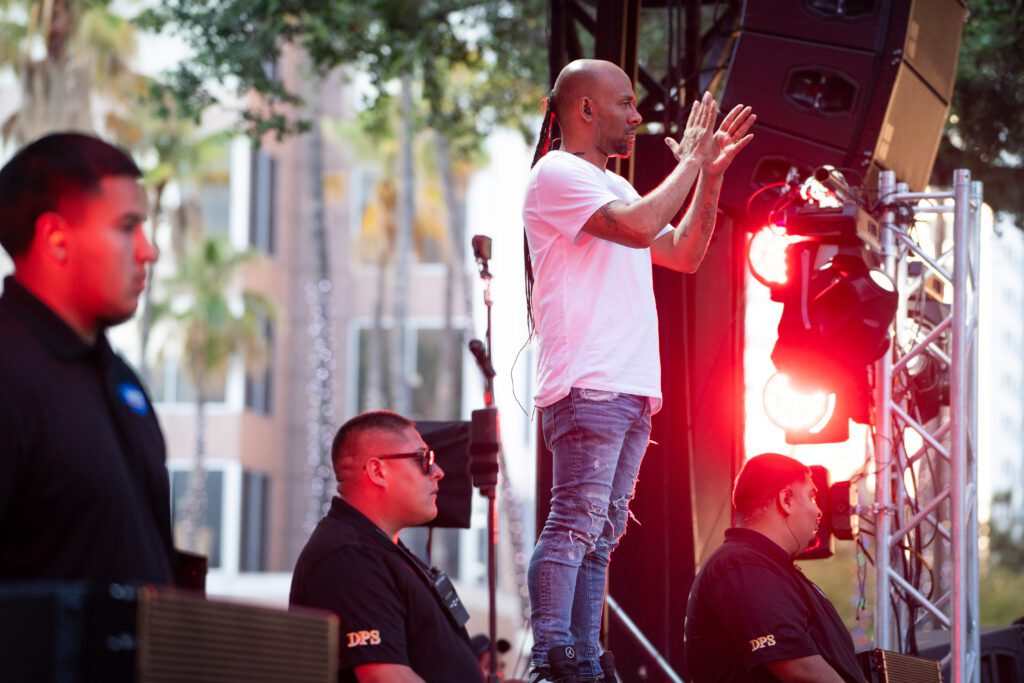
[597,651,617,682]
[528,645,580,683]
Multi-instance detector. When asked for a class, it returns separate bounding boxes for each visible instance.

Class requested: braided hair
[524,92,560,337]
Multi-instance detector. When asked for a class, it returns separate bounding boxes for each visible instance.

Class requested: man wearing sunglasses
[290,410,481,683]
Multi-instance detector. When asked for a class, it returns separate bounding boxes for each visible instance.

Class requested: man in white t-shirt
[522,59,755,683]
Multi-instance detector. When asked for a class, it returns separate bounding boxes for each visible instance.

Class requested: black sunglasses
[374,448,436,475]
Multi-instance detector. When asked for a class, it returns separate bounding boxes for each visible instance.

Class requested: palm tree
[0,0,141,144]
[134,128,233,383]
[152,235,273,555]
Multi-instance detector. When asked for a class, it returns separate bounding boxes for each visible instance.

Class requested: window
[412,327,464,419]
[352,167,447,266]
[168,463,269,573]
[354,323,464,420]
[195,143,231,238]
[245,317,274,415]
[240,470,269,572]
[249,149,276,255]
[150,356,227,405]
[170,469,225,569]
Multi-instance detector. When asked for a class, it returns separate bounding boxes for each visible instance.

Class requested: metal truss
[872,169,982,682]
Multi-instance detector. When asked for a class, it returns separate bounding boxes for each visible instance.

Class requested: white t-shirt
[523,150,666,413]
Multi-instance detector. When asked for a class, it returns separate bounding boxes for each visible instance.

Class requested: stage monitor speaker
[718,0,966,220]
[416,420,473,528]
[0,582,338,682]
[858,649,941,682]
[914,625,1024,682]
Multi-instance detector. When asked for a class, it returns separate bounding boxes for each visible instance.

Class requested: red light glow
[748,227,797,288]
[762,372,836,434]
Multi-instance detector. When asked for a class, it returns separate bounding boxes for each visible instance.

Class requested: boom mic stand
[468,234,501,683]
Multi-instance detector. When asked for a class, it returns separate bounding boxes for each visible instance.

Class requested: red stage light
[748,227,798,288]
[762,372,835,434]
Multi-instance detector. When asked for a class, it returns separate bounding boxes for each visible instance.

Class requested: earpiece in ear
[584,106,592,116]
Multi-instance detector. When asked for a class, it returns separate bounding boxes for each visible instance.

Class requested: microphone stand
[468,235,500,683]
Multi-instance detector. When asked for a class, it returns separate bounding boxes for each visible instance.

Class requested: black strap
[364,528,470,638]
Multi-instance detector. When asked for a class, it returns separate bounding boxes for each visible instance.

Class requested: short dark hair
[0,132,142,257]
[331,410,415,477]
[732,453,811,520]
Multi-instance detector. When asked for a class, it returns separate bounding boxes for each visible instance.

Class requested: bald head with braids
[525,59,641,334]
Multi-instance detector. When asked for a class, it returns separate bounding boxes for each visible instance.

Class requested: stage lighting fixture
[767,245,894,444]
[773,251,897,376]
[786,201,874,245]
[799,166,852,208]
[796,467,859,562]
[748,227,798,288]
[762,372,834,434]
[806,254,897,364]
[897,299,951,425]
[763,369,869,444]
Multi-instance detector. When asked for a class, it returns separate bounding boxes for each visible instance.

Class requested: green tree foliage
[988,490,1024,571]
[140,0,546,152]
[934,0,1024,221]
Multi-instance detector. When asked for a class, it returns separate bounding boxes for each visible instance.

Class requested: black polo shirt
[0,278,174,584]
[683,528,866,683]
[290,497,481,683]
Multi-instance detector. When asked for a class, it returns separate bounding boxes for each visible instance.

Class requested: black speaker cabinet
[720,127,848,228]
[859,648,942,682]
[718,0,966,219]
[415,420,473,528]
[914,625,1024,683]
[0,582,338,682]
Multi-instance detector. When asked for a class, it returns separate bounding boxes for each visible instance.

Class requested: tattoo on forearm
[700,191,719,236]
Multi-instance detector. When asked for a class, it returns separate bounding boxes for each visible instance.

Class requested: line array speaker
[718,0,966,222]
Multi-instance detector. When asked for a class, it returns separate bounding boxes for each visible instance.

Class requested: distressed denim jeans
[529,387,652,678]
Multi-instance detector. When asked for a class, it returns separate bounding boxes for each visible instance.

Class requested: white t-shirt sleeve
[534,155,623,243]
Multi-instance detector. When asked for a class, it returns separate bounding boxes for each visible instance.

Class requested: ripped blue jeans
[529,387,652,678]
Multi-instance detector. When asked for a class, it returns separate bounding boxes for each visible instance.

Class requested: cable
[745,181,790,221]
[508,332,533,418]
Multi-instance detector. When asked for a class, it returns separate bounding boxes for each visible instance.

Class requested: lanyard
[366,527,470,632]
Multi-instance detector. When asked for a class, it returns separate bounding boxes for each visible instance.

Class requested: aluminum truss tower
[872,169,983,682]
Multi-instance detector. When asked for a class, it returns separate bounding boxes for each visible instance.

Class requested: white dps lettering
[749,634,777,652]
[346,630,382,648]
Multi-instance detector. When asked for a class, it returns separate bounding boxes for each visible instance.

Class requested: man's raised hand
[665,91,717,165]
[702,104,756,177]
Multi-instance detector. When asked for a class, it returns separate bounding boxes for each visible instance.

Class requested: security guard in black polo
[290,411,481,683]
[684,453,866,683]
[0,133,173,585]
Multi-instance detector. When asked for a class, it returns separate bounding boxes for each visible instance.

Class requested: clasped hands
[665,91,756,177]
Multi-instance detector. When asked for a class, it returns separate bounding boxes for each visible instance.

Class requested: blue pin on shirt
[119,382,150,416]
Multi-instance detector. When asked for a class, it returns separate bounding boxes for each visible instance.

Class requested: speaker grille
[901,0,966,101]
[135,588,338,682]
[873,63,949,190]
[861,648,942,683]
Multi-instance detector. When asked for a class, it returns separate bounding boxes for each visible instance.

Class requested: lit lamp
[768,248,897,444]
